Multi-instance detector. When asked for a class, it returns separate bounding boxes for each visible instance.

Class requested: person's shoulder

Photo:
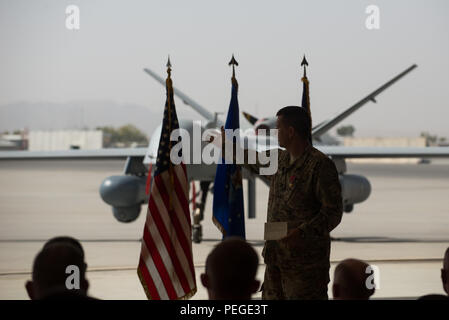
[42,290,100,300]
[417,294,449,300]
[310,146,332,164]
[277,148,289,162]
[309,147,338,175]
[278,148,288,157]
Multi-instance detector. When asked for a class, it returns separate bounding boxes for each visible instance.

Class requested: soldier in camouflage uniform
[234,106,343,299]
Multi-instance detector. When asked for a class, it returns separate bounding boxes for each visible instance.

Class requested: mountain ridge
[0,101,163,136]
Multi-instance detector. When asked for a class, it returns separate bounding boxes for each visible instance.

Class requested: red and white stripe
[138,163,196,300]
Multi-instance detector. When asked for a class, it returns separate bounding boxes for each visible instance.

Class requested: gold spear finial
[300,54,312,143]
[301,55,308,77]
[166,55,172,78]
[228,54,239,85]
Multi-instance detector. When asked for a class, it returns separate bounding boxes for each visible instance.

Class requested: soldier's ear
[368,286,375,299]
[25,280,35,300]
[288,126,295,138]
[200,273,210,289]
[250,280,261,294]
[332,283,339,300]
[81,278,89,294]
[442,269,447,290]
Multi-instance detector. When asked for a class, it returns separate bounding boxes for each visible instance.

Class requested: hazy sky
[1,0,448,137]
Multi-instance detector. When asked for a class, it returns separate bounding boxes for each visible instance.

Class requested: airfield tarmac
[0,159,448,300]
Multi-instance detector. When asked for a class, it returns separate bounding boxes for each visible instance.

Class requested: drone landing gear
[192,181,211,244]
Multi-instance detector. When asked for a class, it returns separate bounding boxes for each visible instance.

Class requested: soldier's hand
[208,127,223,146]
[220,126,225,151]
[280,228,306,250]
[207,126,228,157]
[217,126,227,155]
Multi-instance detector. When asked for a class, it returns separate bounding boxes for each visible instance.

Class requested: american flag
[137,61,196,300]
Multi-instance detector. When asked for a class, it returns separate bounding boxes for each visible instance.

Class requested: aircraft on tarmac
[2,63,449,243]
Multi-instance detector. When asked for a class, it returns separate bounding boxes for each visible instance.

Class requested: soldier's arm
[315,157,343,233]
[241,149,277,182]
[297,157,343,237]
[219,127,277,181]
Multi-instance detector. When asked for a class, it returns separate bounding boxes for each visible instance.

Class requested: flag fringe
[212,215,226,237]
[137,267,153,300]
[138,267,197,300]
[178,286,197,300]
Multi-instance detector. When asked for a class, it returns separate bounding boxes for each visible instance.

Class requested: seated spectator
[332,258,375,300]
[417,294,449,300]
[42,236,87,273]
[441,247,449,296]
[43,236,85,259]
[25,239,93,300]
[416,247,449,300]
[201,237,260,300]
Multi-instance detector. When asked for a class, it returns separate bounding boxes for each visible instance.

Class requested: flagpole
[301,55,312,143]
[229,54,239,88]
[138,56,197,300]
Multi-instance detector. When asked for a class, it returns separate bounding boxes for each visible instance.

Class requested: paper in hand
[264,222,288,241]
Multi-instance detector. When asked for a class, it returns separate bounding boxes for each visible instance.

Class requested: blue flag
[212,75,245,239]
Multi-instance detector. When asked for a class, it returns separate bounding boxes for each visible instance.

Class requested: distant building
[343,137,427,163]
[0,133,28,150]
[0,138,20,150]
[28,130,103,151]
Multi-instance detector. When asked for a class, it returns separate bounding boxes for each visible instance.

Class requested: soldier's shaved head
[43,236,85,260]
[276,106,311,141]
[441,247,449,295]
[25,243,89,300]
[332,258,375,300]
[201,237,260,300]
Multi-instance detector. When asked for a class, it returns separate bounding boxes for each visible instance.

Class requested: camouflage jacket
[244,145,343,265]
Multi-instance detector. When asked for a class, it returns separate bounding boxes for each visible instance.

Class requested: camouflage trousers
[262,261,330,300]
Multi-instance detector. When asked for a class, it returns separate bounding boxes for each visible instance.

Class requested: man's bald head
[201,237,260,300]
[441,247,449,295]
[43,236,85,260]
[26,243,88,300]
[333,258,375,300]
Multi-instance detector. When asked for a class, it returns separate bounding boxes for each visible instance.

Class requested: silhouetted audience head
[417,294,449,300]
[332,258,375,300]
[441,247,449,295]
[201,237,260,300]
[43,236,85,260]
[25,239,89,300]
